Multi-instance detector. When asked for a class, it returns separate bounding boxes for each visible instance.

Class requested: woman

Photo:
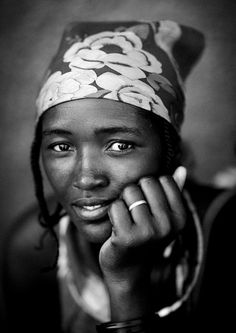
[4,20,234,333]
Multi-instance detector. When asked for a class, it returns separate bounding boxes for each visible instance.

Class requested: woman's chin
[74,216,112,244]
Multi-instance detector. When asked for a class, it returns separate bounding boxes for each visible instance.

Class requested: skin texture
[41,98,186,320]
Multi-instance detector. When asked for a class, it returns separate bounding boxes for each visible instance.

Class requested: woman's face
[41,99,163,244]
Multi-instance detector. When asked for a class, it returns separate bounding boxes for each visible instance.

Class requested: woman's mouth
[71,198,112,221]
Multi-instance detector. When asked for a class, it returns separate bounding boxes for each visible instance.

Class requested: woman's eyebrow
[94,126,142,136]
[42,129,72,136]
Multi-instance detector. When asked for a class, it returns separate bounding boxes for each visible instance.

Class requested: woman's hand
[99,166,187,320]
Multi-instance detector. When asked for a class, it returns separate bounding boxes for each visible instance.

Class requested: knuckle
[110,198,125,212]
[137,225,156,243]
[112,198,123,208]
[159,175,172,185]
[108,200,119,215]
[112,231,134,248]
[119,228,155,248]
[122,183,139,199]
[139,176,155,187]
[110,235,128,249]
[121,235,137,250]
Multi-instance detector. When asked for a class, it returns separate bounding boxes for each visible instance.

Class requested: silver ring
[128,200,147,211]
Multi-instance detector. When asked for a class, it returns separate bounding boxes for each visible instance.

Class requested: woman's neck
[70,223,104,278]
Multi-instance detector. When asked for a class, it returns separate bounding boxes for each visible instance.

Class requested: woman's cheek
[110,153,161,184]
[42,155,75,198]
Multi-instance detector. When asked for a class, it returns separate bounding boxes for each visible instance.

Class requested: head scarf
[36,20,204,132]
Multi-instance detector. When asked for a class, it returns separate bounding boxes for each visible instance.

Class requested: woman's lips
[71,198,112,221]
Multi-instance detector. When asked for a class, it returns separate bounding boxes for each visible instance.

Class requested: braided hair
[30,116,63,269]
[30,113,181,268]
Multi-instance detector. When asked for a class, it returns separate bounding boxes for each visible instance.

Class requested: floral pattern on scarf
[36,21,184,131]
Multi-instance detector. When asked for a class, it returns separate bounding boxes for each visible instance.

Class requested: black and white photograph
[0,1,235,332]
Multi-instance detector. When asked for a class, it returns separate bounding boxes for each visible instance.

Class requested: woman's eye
[109,142,134,152]
[51,143,73,152]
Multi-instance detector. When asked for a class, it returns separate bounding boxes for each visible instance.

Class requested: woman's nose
[74,170,108,190]
[73,151,109,190]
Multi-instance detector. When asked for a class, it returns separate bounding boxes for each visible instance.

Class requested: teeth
[83,205,102,211]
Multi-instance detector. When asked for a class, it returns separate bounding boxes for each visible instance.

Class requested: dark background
[0,0,235,312]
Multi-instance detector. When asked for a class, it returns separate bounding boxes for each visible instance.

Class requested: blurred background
[0,0,235,304]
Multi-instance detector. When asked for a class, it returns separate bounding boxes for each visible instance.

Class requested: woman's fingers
[139,170,186,236]
[109,168,187,246]
[121,184,152,226]
[159,175,186,232]
[139,177,172,237]
[101,169,188,284]
[108,199,132,238]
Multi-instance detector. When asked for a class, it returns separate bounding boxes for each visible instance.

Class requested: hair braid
[30,118,62,270]
[161,120,181,174]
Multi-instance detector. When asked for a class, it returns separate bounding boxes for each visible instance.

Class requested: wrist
[104,279,152,321]
[103,267,151,292]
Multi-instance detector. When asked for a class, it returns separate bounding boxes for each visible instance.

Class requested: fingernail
[173,166,187,191]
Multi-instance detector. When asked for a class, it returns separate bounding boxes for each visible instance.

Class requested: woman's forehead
[42,99,154,131]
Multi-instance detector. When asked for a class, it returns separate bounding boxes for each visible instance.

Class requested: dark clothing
[196,186,236,330]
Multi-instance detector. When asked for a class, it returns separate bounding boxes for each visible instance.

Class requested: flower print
[147,73,176,98]
[67,49,106,69]
[96,72,170,122]
[65,34,82,45]
[154,21,184,89]
[126,23,150,40]
[64,31,143,62]
[63,31,162,80]
[67,49,145,79]
[86,30,143,52]
[154,20,182,54]
[126,50,162,74]
[36,69,97,113]
[36,71,64,113]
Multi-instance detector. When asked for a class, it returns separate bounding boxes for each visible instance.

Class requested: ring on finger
[128,200,147,211]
